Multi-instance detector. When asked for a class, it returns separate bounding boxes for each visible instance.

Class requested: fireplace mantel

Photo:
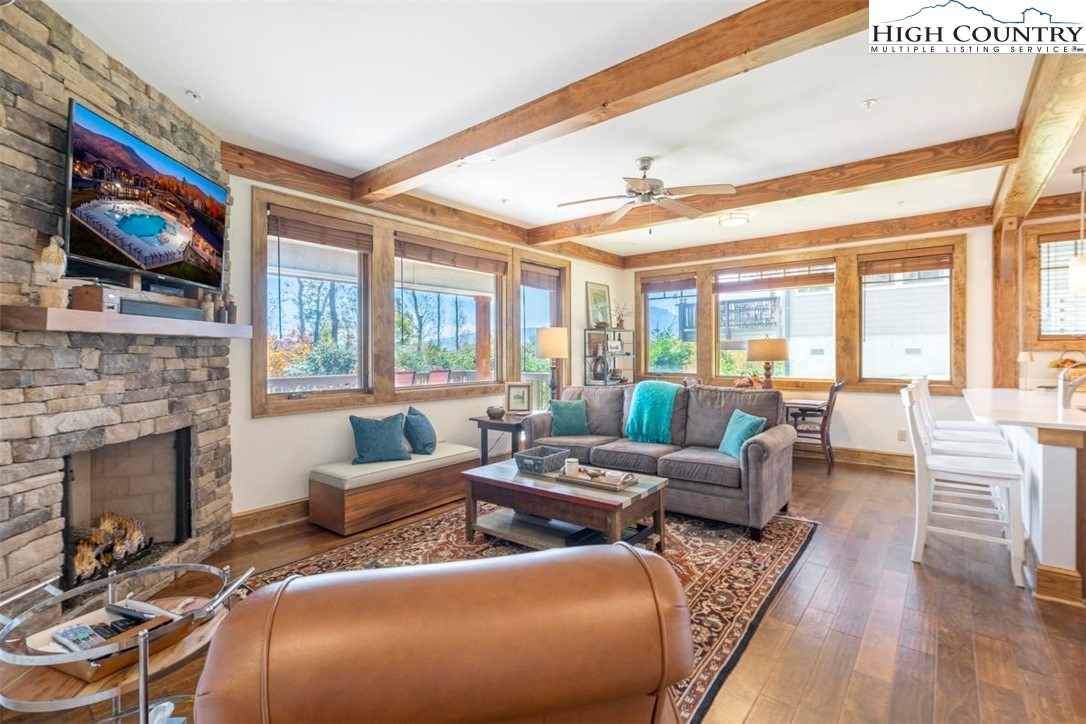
[0,306,252,339]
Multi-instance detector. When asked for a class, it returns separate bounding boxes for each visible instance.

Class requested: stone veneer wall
[0,1,234,598]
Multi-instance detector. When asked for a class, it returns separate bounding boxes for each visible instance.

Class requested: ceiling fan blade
[623,177,652,193]
[656,197,702,220]
[603,202,636,226]
[665,183,737,196]
[556,195,630,208]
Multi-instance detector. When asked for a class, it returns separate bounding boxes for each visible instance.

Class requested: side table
[469,415,526,465]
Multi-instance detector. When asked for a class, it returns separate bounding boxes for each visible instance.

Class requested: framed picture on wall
[506,382,532,414]
[586,282,611,328]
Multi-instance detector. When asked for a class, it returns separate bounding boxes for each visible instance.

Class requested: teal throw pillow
[404,406,437,455]
[350,413,411,464]
[719,409,767,458]
[550,399,590,436]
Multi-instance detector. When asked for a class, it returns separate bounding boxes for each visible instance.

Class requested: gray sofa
[522,384,797,539]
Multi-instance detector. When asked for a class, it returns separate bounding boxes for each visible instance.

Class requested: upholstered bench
[308,442,479,535]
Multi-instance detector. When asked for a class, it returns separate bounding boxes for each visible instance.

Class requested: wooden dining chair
[394,370,416,387]
[791,381,843,473]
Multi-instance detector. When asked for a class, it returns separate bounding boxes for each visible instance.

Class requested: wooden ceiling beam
[624,206,993,269]
[992,56,1086,222]
[348,0,869,202]
[528,130,1019,244]
[221,142,528,245]
[1026,191,1081,219]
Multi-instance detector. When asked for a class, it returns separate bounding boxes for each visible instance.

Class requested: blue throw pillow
[719,409,767,458]
[404,406,437,455]
[350,413,411,464]
[550,399,590,436]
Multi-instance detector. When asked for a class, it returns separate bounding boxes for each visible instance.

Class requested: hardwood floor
[5,460,1084,723]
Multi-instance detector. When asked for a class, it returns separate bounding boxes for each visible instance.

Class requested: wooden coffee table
[461,459,667,552]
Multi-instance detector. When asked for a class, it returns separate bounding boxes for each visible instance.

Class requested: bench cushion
[311,442,478,490]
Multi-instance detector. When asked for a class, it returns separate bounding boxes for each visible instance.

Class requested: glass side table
[0,562,251,723]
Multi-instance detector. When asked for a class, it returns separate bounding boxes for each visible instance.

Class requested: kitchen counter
[963,387,1086,431]
[963,387,1084,603]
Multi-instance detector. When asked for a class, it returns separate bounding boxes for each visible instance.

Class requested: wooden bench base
[308,458,476,536]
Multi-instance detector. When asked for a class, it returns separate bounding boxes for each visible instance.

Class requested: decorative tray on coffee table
[554,466,638,491]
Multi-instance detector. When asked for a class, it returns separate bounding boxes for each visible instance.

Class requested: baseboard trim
[232,498,309,537]
[794,444,913,473]
[1036,564,1085,606]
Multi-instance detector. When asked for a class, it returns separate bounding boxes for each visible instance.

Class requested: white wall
[227,176,631,513]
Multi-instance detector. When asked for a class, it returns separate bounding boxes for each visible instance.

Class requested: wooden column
[696,269,714,382]
[475,295,492,381]
[992,217,1019,389]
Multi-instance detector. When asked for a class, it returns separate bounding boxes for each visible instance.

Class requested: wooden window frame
[633,234,967,395]
[1023,220,1086,351]
[252,187,510,417]
[636,273,699,382]
[855,242,965,392]
[511,249,572,388]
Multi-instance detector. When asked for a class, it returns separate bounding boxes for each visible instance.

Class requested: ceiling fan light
[718,212,749,228]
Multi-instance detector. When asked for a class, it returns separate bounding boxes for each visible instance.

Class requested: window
[520,262,563,410]
[393,232,504,388]
[859,248,953,380]
[266,205,370,395]
[1023,224,1086,350]
[642,276,697,375]
[714,261,835,379]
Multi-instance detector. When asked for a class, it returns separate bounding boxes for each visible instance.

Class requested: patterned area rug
[250,506,815,723]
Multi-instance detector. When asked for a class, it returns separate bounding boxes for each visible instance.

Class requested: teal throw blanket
[625,381,680,444]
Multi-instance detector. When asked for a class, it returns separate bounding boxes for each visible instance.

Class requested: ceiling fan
[558,156,737,226]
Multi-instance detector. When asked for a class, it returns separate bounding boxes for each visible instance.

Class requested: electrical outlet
[897,429,907,442]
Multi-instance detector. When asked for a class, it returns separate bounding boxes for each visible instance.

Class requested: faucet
[1058,362,1086,409]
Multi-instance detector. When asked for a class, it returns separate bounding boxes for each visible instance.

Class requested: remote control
[53,623,107,652]
[107,617,140,634]
[105,603,157,622]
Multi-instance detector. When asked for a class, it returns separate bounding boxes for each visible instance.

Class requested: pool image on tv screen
[67,102,228,290]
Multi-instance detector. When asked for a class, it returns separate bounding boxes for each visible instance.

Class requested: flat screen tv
[65,100,227,291]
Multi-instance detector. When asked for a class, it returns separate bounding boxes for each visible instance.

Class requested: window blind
[641,276,696,294]
[858,247,953,277]
[1039,237,1086,336]
[267,204,373,252]
[394,232,507,275]
[521,262,562,292]
[713,261,834,294]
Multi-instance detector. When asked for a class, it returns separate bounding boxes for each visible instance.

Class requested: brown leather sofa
[195,543,694,723]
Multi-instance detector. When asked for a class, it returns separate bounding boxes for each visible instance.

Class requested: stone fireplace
[0,331,234,602]
[62,428,193,588]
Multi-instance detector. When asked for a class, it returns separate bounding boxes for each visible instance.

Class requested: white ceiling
[47,1,1082,257]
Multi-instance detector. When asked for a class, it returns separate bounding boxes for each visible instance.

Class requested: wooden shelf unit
[0,306,252,339]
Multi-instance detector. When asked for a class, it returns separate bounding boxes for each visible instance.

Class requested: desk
[469,415,526,465]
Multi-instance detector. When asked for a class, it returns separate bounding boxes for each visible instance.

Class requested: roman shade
[394,231,507,275]
[858,247,954,276]
[641,276,696,294]
[268,204,373,252]
[521,262,562,291]
[713,260,834,294]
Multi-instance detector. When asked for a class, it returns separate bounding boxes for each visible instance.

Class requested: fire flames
[72,512,149,581]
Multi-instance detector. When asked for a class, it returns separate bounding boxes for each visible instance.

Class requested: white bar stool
[913,377,1005,442]
[901,385,1024,587]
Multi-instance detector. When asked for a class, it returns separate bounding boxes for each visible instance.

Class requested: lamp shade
[1070,254,1086,294]
[747,338,789,362]
[537,327,569,360]
[1017,351,1034,363]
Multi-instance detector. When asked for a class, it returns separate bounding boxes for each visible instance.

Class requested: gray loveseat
[522,384,797,539]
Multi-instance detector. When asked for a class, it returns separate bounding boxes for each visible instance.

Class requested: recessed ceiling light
[185,89,202,102]
[718,212,750,228]
[860,98,878,112]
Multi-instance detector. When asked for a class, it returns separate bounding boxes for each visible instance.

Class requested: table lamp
[537,327,569,399]
[746,338,789,390]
